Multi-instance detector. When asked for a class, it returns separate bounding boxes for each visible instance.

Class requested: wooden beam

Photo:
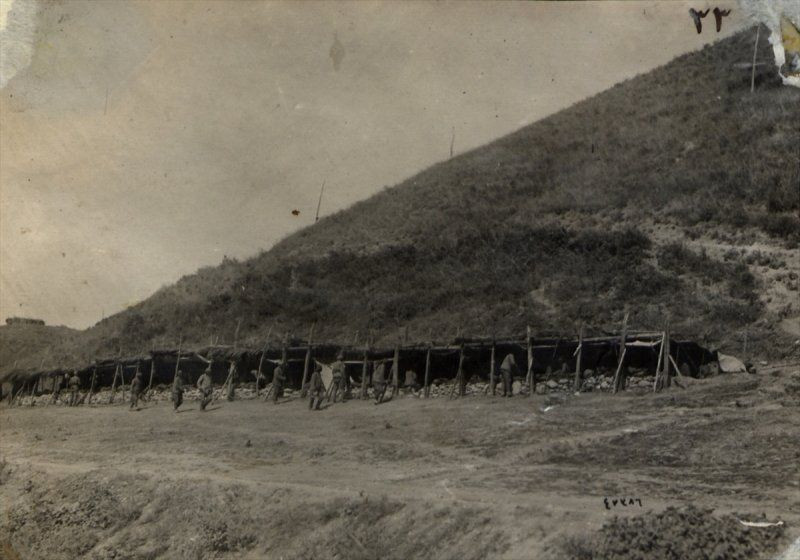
[573,324,584,392]
[423,341,432,398]
[653,330,666,392]
[662,322,672,389]
[87,366,98,404]
[612,312,629,394]
[301,324,315,397]
[526,326,534,397]
[489,338,496,396]
[171,335,183,387]
[109,362,120,404]
[360,338,370,400]
[254,326,273,397]
[450,342,466,398]
[391,343,400,398]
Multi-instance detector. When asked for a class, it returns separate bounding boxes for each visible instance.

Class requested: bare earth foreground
[2,369,799,560]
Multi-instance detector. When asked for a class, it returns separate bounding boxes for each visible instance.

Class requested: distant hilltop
[5,317,46,326]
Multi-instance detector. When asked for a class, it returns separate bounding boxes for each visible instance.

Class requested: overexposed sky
[1,0,746,329]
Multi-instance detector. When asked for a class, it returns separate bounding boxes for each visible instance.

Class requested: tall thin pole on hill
[315,179,326,223]
[450,126,455,159]
[751,25,760,94]
[573,325,584,392]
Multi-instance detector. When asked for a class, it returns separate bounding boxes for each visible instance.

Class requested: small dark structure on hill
[5,317,46,326]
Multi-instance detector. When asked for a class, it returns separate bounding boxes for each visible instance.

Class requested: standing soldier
[329,352,346,403]
[51,372,67,404]
[226,361,238,401]
[197,367,214,411]
[308,362,325,411]
[500,353,519,397]
[68,371,81,406]
[272,360,287,403]
[172,369,185,411]
[129,369,143,410]
[403,369,420,396]
[372,360,388,405]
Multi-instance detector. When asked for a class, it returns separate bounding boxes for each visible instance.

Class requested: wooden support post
[662,322,672,389]
[109,362,120,404]
[526,326,534,397]
[423,342,432,398]
[459,342,466,397]
[612,312,630,394]
[220,319,243,400]
[653,330,666,392]
[11,381,28,406]
[254,327,272,397]
[360,341,370,400]
[171,335,183,390]
[120,363,131,402]
[391,343,400,398]
[489,338,496,396]
[87,365,98,404]
[573,324,584,392]
[28,376,36,406]
[300,324,315,397]
[751,25,760,94]
[146,341,156,396]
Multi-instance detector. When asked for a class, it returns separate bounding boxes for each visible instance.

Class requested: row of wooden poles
[7,315,680,406]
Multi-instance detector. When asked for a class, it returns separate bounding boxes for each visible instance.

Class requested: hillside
[6,28,799,375]
[0,323,79,374]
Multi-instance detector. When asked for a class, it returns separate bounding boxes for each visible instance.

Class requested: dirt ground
[2,368,799,560]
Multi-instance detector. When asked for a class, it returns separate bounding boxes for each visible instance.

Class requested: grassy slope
[6,29,799,374]
[0,324,79,376]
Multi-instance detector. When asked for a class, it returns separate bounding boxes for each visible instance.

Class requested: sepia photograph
[1,1,799,558]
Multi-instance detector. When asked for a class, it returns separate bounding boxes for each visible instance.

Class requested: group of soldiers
[51,371,83,406]
[27,350,524,411]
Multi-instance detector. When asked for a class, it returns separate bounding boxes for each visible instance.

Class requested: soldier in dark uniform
[372,360,388,405]
[272,360,287,403]
[329,352,346,403]
[129,370,143,410]
[308,362,325,411]
[68,371,81,406]
[500,353,519,397]
[197,368,214,411]
[172,369,185,411]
